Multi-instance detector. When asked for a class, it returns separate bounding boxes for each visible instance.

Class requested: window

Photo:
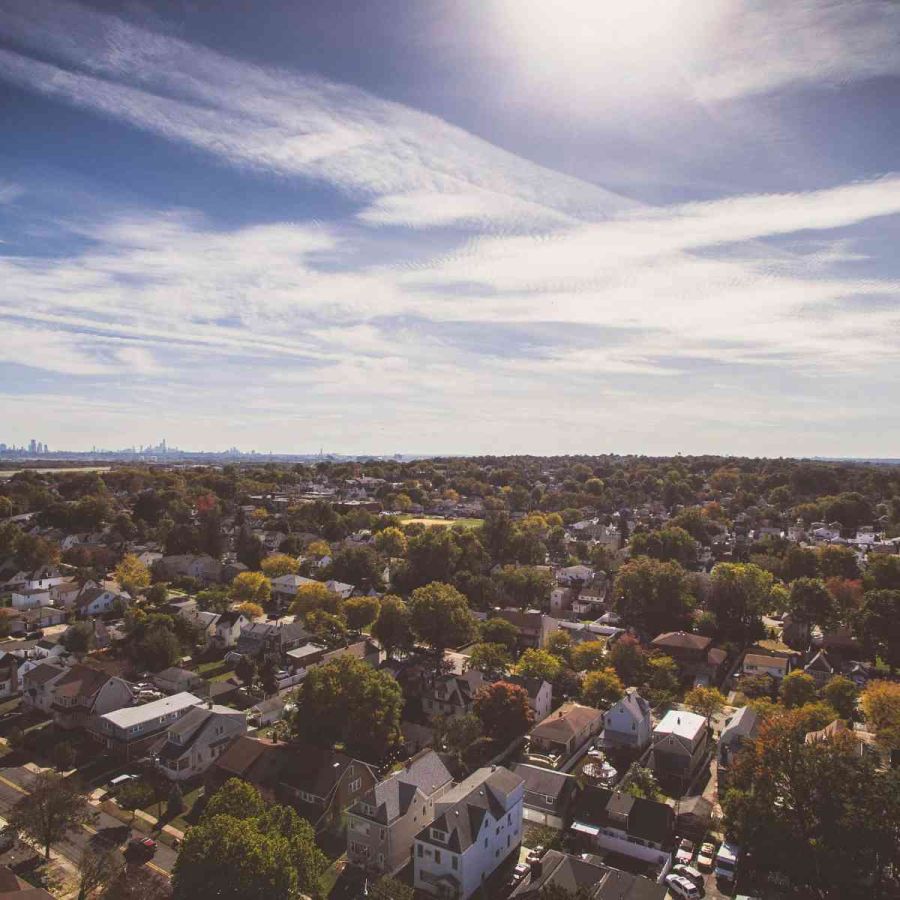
[451,856,458,871]
[349,778,362,793]
[430,828,446,842]
[507,813,512,825]
[417,845,423,858]
[484,838,488,849]
[435,851,441,864]
[544,795,556,806]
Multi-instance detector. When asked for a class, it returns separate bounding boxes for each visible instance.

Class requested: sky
[1,0,900,457]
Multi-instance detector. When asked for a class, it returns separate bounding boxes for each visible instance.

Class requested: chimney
[530,858,543,879]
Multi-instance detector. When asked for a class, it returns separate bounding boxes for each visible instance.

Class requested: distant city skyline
[2,1,900,455]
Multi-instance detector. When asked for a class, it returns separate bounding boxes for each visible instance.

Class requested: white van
[714,841,741,881]
[665,873,702,899]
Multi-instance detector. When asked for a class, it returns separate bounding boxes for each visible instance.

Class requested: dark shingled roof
[650,631,711,652]
[512,763,574,801]
[572,786,673,848]
[51,663,113,700]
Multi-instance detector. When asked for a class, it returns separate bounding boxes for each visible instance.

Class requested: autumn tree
[516,648,562,683]
[113,553,151,597]
[820,676,859,721]
[473,681,534,742]
[78,846,122,900]
[780,670,818,709]
[581,668,624,709]
[237,601,264,620]
[260,554,299,578]
[230,571,271,606]
[860,680,900,748]
[344,596,380,631]
[374,527,407,559]
[570,640,607,673]
[608,634,646,684]
[684,685,726,720]
[289,581,343,617]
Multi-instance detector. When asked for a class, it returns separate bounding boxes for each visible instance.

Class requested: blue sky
[1,0,900,456]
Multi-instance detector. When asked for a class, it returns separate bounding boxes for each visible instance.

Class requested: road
[0,765,176,877]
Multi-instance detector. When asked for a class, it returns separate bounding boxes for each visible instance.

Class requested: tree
[581,668,624,709]
[780,670,817,709]
[290,582,343,618]
[408,582,476,653]
[516,648,562,683]
[344,596,380,631]
[817,544,860,580]
[10,772,93,858]
[113,553,151,597]
[821,676,859,721]
[494,565,553,609]
[722,707,900,896]
[260,554,299,578]
[644,654,679,705]
[374,527,407,559]
[629,526,698,568]
[327,545,384,592]
[235,655,258,687]
[167,782,185,818]
[860,680,900,748]
[614,557,694,633]
[608,634,646,684]
[623,765,661,800]
[230,571,271,606]
[707,562,774,639]
[61,621,95,655]
[570,640,607,673]
[117,781,154,821]
[787,578,836,629]
[78,846,121,900]
[684,685,726,720]
[173,782,326,900]
[292,654,403,759]
[304,610,348,649]
[371,595,412,659]
[466,643,512,679]
[854,589,900,671]
[473,681,534,742]
[370,876,415,900]
[433,712,485,769]
[479,617,520,653]
[741,673,777,700]
[237,601,264,620]
[52,740,77,772]
[6,726,24,754]
[863,554,900,591]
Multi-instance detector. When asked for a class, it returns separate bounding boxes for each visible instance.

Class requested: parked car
[126,837,157,860]
[697,841,717,871]
[714,841,741,882]
[672,863,704,887]
[0,826,16,853]
[675,838,695,865]
[665,873,702,899]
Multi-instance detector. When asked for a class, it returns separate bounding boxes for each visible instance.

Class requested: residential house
[0,652,18,699]
[513,763,580,829]
[804,718,868,757]
[277,742,377,833]
[234,621,310,662]
[495,609,559,651]
[528,703,603,768]
[74,585,127,618]
[22,660,67,713]
[510,849,666,899]
[248,696,285,728]
[50,664,133,731]
[154,703,247,780]
[570,785,675,869]
[422,671,485,721]
[156,554,223,585]
[178,607,221,645]
[347,749,453,875]
[0,864,56,899]
[10,586,52,610]
[650,632,725,683]
[413,766,524,900]
[742,652,794,681]
[207,735,286,803]
[718,706,760,772]
[556,565,594,586]
[152,667,205,695]
[97,692,203,759]
[270,573,317,607]
[648,709,709,786]
[504,675,552,725]
[598,688,652,751]
[804,649,838,687]
[212,610,248,648]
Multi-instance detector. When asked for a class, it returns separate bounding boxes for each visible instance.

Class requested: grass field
[397,515,483,529]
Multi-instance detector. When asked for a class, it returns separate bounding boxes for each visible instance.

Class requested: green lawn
[397,515,483,529]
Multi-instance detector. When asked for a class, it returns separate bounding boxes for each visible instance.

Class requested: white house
[742,652,794,681]
[413,766,524,900]
[154,703,246,781]
[11,586,52,610]
[75,585,129,617]
[21,660,68,713]
[599,688,652,751]
[213,611,249,648]
[505,675,552,725]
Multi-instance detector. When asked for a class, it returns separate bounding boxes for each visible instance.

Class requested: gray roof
[720,706,759,746]
[512,763,575,800]
[101,692,201,728]
[354,750,452,824]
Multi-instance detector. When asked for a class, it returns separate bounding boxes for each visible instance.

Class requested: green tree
[52,740,77,772]
[820,676,859,721]
[863,554,900,591]
[570,640,607,672]
[629,526,698,568]
[466,643,513,679]
[290,582,343,617]
[260,554,299,578]
[370,876,415,900]
[408,582,476,653]
[581,668,624,709]
[473,681,534,742]
[853,589,900,671]
[623,765,662,801]
[644,653,679,705]
[780,670,817,709]
[787,578,837,629]
[479,617,521,653]
[327,545,384,592]
[292,654,402,759]
[494,565,553,609]
[817,545,860,580]
[614,557,694,633]
[117,781,154,822]
[10,772,93,859]
[206,779,267,820]
[608,635,646,684]
[167,782,185,818]
[516,648,562,683]
[374,527,407,559]
[77,846,122,900]
[371,595,412,659]
[707,562,774,639]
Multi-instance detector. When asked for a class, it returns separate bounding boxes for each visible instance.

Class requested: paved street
[0,764,176,878]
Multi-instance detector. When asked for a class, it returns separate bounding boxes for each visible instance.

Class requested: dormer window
[430,828,446,842]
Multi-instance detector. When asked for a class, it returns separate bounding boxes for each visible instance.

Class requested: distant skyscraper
[29,439,36,454]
